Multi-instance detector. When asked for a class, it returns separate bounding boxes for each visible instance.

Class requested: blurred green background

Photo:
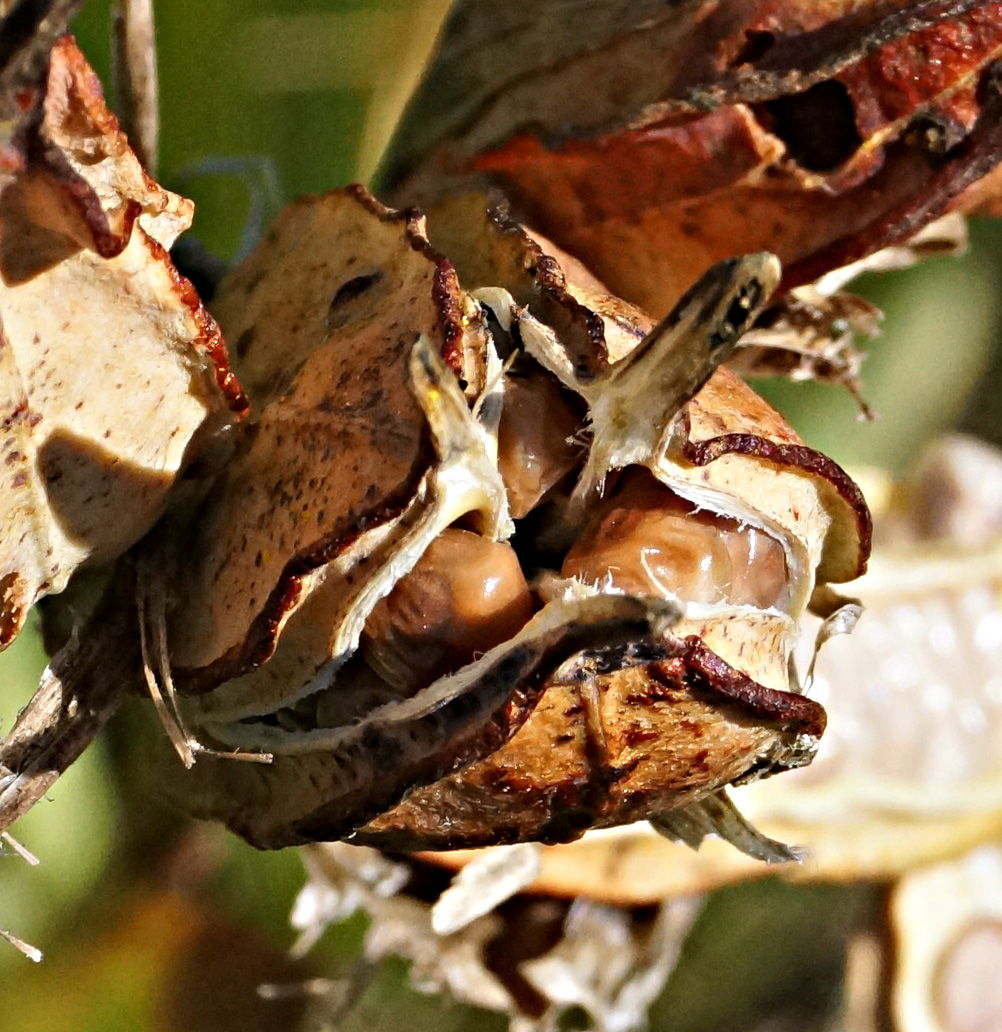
[1,1,1002,1028]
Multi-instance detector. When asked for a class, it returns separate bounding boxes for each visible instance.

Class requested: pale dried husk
[0,37,243,650]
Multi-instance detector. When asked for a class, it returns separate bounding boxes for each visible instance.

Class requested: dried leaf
[383,0,1002,314]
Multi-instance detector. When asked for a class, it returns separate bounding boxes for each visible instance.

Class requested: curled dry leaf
[382,0,1002,314]
[137,187,870,854]
[0,37,245,650]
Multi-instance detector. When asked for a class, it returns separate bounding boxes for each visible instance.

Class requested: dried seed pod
[148,186,869,853]
[0,38,243,650]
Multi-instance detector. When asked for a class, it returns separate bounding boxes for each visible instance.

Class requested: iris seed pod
[144,186,870,853]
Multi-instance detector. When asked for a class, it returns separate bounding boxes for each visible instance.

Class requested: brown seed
[563,469,789,611]
[497,370,583,519]
[362,527,535,692]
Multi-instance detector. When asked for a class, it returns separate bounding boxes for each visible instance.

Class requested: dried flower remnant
[136,187,870,859]
[0,37,244,652]
[382,0,1002,315]
[291,842,700,1032]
